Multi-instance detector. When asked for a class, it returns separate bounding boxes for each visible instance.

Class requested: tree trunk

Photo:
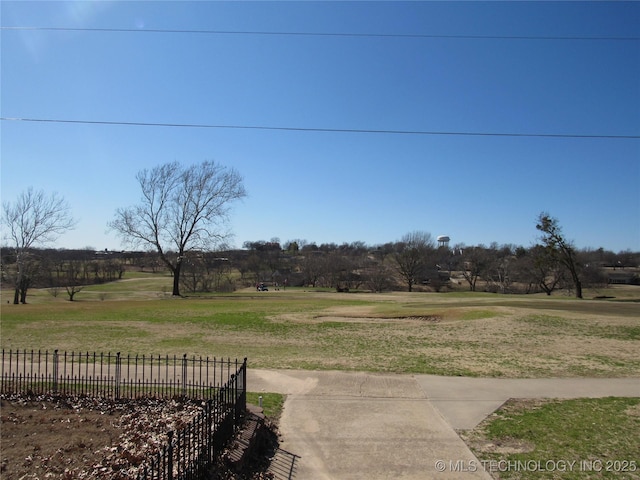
[172,263,182,296]
[575,279,583,299]
[564,257,583,299]
[14,253,22,304]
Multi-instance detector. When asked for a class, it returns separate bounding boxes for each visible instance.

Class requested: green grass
[1,282,639,377]
[464,397,640,479]
[460,309,499,320]
[2,281,639,477]
[246,392,285,420]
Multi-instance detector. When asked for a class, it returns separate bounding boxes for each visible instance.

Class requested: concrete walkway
[247,369,640,480]
[416,375,640,430]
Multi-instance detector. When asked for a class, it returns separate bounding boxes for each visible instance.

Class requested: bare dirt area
[0,394,203,480]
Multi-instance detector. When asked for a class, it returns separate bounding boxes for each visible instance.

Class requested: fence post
[115,352,121,399]
[230,373,238,427]
[1,349,5,393]
[242,357,247,412]
[52,349,59,394]
[206,399,213,463]
[167,430,174,480]
[182,354,187,397]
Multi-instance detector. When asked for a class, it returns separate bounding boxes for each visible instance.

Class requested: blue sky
[1,1,639,252]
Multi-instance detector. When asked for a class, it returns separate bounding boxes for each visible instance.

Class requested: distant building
[607,271,639,285]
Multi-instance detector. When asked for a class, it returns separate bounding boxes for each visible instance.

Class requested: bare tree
[529,244,565,295]
[109,161,246,296]
[302,251,323,287]
[536,212,583,298]
[485,245,515,294]
[394,231,435,292]
[64,260,86,301]
[2,188,75,304]
[460,246,490,292]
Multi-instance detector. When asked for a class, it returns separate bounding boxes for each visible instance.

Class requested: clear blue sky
[2,1,639,252]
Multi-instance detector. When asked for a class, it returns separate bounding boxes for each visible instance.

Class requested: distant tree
[302,251,323,287]
[179,252,234,293]
[2,188,75,304]
[364,260,394,292]
[394,231,435,292]
[109,161,246,296]
[243,239,283,282]
[324,251,353,290]
[264,240,283,278]
[579,251,608,289]
[284,240,301,255]
[301,242,319,253]
[614,250,640,269]
[64,260,85,301]
[460,246,491,292]
[486,245,515,293]
[536,212,583,298]
[246,252,264,284]
[207,255,235,292]
[180,254,204,293]
[319,242,338,253]
[528,244,564,295]
[490,257,511,294]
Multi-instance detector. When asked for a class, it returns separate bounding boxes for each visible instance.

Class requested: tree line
[2,228,638,303]
[238,227,639,297]
[2,161,638,303]
[0,247,127,302]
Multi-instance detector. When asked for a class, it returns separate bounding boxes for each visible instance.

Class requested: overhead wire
[2,25,638,139]
[1,26,638,41]
[1,117,637,139]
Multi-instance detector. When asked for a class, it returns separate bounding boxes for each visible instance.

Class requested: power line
[2,117,638,139]
[2,26,638,41]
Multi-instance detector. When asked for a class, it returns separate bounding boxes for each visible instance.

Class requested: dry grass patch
[1,289,638,377]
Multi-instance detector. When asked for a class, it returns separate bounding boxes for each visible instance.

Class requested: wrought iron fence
[1,349,247,480]
[0,349,244,401]
[137,369,246,480]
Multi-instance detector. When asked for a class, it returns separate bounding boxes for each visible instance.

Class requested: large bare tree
[2,187,75,304]
[109,161,246,296]
[536,212,583,298]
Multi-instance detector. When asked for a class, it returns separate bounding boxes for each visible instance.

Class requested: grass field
[2,276,639,479]
[463,397,640,479]
[1,275,639,378]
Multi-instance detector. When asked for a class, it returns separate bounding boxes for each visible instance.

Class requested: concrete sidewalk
[247,369,640,480]
[416,375,640,429]
[249,370,489,479]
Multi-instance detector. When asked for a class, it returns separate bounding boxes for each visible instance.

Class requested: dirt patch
[459,399,543,457]
[626,403,640,417]
[1,394,282,480]
[0,394,204,480]
[399,315,442,322]
[466,437,535,455]
[273,313,442,324]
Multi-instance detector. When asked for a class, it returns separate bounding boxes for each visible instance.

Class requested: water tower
[437,235,450,248]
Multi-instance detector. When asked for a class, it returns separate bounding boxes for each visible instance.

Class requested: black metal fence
[1,349,247,480]
[0,349,245,401]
